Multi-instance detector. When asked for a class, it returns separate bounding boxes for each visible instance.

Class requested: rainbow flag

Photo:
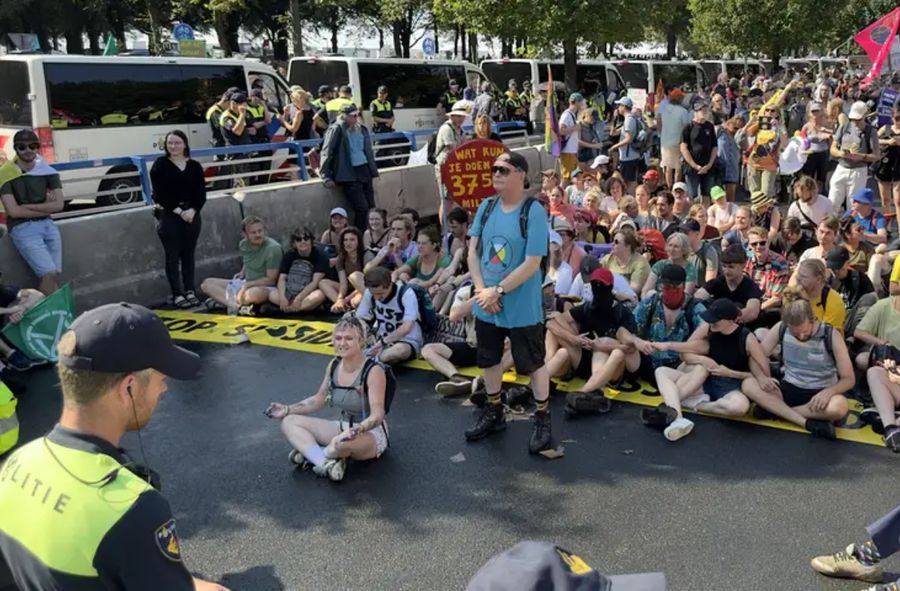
[544,65,561,157]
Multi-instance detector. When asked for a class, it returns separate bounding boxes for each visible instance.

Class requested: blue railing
[53,121,529,208]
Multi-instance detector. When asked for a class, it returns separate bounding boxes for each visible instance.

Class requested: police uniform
[0,302,202,591]
[369,98,394,133]
[439,91,462,113]
[219,109,248,146]
[246,102,270,143]
[325,96,353,123]
[205,104,225,148]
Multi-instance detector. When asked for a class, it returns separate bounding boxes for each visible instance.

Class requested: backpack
[638,228,667,263]
[777,320,835,370]
[326,356,396,414]
[630,115,648,154]
[426,131,439,164]
[640,294,702,339]
[475,196,548,275]
[399,283,439,334]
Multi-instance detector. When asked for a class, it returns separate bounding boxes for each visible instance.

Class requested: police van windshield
[358,63,467,109]
[0,61,31,127]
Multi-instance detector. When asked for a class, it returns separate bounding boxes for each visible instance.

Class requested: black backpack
[474,196,547,275]
[426,131,439,164]
[326,356,396,414]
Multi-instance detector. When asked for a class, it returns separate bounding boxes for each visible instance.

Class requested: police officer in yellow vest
[325,85,354,124]
[206,87,238,148]
[369,85,395,133]
[311,84,333,111]
[0,302,228,591]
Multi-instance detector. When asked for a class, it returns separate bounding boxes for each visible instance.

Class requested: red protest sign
[440,139,509,213]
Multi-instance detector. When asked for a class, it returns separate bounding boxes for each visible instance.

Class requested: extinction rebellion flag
[2,284,75,362]
[855,7,900,87]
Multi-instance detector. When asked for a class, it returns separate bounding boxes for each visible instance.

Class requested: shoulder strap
[642,295,659,337]
[824,323,835,361]
[325,357,340,404]
[519,196,537,239]
[683,296,698,332]
[397,283,408,316]
[778,322,788,368]
[475,197,499,257]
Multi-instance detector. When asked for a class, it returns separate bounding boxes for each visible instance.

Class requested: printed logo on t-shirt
[485,236,513,272]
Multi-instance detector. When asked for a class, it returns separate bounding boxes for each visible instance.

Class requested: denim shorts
[10,218,62,277]
[702,376,743,401]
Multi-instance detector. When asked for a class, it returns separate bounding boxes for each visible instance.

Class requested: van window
[537,63,565,84]
[607,70,625,95]
[249,71,288,113]
[482,62,532,90]
[724,63,761,79]
[0,61,31,127]
[357,63,466,109]
[616,63,649,90]
[43,63,244,128]
[701,62,721,84]
[655,64,700,92]
[288,60,350,93]
[576,64,608,97]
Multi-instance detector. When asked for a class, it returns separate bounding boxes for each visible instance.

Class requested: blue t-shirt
[347,128,368,166]
[469,197,549,328]
[851,209,886,235]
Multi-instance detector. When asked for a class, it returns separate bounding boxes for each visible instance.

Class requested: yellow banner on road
[156,310,884,447]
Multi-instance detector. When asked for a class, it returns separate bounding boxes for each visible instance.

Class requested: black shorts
[631,353,678,386]
[780,380,821,407]
[0,285,19,308]
[475,319,545,375]
[446,341,477,368]
[618,159,640,183]
[573,348,593,379]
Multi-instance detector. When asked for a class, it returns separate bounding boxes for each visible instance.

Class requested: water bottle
[226,282,238,316]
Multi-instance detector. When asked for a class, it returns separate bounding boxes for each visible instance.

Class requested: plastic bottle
[226,282,238,316]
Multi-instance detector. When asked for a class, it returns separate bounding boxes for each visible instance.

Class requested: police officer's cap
[449,79,459,86]
[377,85,388,93]
[341,103,360,115]
[231,92,248,104]
[317,84,332,95]
[59,303,200,380]
[222,87,240,101]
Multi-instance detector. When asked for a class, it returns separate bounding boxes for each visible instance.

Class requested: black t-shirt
[770,234,816,266]
[702,275,763,307]
[681,121,716,166]
[279,246,330,296]
[569,302,636,339]
[832,269,875,309]
[0,284,19,308]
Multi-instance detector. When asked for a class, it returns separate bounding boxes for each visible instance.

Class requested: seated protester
[364,208,390,255]
[787,175,833,230]
[270,227,331,313]
[553,218,587,278]
[546,269,642,415]
[320,207,349,255]
[671,184,693,219]
[825,246,876,337]
[642,299,770,441]
[356,266,423,365]
[798,215,841,264]
[547,231,574,297]
[687,203,720,241]
[567,254,639,304]
[793,258,847,336]
[548,186,577,228]
[400,207,420,237]
[744,292,853,439]
[602,177,626,213]
[721,205,752,249]
[770,216,817,266]
[641,232,698,300]
[854,296,900,451]
[749,191,781,245]
[580,187,604,221]
[574,208,609,244]
[0,284,45,370]
[434,208,471,313]
[393,226,451,292]
[681,218,719,286]
[565,168,588,206]
[640,191,681,236]
[695,243,762,322]
[620,264,708,386]
[602,226,651,297]
[266,316,390,482]
[609,197,639,236]
[329,227,369,313]
[424,283,514,397]
[707,185,738,235]
[365,215,418,272]
[201,215,282,313]
[445,206,470,265]
[841,217,885,296]
[744,226,790,328]
[849,187,888,247]
[634,183,653,218]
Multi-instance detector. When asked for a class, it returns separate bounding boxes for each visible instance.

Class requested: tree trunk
[64,28,84,54]
[330,22,339,53]
[459,27,466,60]
[467,32,477,63]
[392,22,402,57]
[145,0,165,56]
[453,26,459,58]
[563,37,577,92]
[666,28,677,58]
[289,0,304,56]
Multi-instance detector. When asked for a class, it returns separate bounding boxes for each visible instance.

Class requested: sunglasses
[749,241,767,248]
[14,143,39,152]
[491,165,515,176]
[294,235,314,242]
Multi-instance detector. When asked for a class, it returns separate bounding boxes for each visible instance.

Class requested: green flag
[103,36,118,56]
[2,284,75,362]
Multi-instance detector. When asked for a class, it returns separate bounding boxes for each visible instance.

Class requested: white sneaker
[471,375,483,395]
[325,458,346,482]
[664,417,695,442]
[681,393,710,411]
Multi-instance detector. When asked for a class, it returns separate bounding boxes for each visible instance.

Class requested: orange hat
[670,89,685,99]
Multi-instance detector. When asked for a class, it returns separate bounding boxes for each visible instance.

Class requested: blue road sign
[423,37,435,57]
[173,23,195,41]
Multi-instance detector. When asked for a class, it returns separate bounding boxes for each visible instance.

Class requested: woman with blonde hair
[474,113,502,142]
[825,97,847,131]
[801,102,833,191]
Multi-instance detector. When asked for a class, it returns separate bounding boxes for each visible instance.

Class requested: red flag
[855,7,900,86]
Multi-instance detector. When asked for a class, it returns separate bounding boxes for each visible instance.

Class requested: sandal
[174,295,191,309]
[184,291,201,306]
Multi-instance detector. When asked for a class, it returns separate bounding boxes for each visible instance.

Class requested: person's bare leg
[878,180,892,211]
[38,272,58,296]
[655,366,689,419]
[325,431,378,461]
[664,165,674,190]
[530,364,550,402]
[297,289,327,311]
[422,343,458,378]
[240,286,274,305]
[867,366,900,429]
[280,415,340,457]
[379,342,414,365]
[200,277,231,306]
[582,349,626,392]
[794,394,850,422]
[697,391,751,416]
[318,279,340,303]
[741,377,808,427]
[674,364,708,396]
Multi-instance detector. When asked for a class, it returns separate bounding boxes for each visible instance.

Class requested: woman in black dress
[877,103,900,221]
[150,130,206,308]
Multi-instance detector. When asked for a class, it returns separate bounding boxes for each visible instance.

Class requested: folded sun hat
[590,154,610,169]
[709,186,726,201]
[672,181,688,193]
[750,190,773,210]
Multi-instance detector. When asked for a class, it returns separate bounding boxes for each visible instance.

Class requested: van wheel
[97,167,142,206]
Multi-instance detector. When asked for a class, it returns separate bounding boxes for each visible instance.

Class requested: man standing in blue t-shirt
[465,151,552,454]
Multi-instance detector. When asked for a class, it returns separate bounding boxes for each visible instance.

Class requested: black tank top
[708,326,750,372]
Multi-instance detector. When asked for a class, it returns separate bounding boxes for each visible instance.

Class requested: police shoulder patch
[155,518,182,562]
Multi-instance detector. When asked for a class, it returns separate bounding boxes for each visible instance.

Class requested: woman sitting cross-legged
[265,316,391,482]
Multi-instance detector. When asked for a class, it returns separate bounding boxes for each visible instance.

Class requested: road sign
[173,23,195,41]
[179,39,207,58]
[423,37,435,57]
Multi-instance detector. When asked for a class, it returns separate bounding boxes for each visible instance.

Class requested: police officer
[369,85,395,133]
[438,79,462,116]
[504,79,527,124]
[312,84,333,110]
[206,87,238,149]
[0,303,228,591]
[219,91,250,186]
[246,88,273,185]
[325,85,354,123]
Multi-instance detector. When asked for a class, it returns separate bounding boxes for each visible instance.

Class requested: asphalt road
[9,341,900,591]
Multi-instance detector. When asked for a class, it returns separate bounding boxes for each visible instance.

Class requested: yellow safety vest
[246,103,266,119]
[205,104,223,122]
[100,113,128,125]
[0,382,17,454]
[0,437,152,577]
[370,99,393,115]
[325,96,353,114]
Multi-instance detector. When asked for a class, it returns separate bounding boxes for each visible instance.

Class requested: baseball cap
[222,86,240,101]
[466,541,666,591]
[569,92,585,103]
[642,169,659,181]
[590,268,614,286]
[549,230,563,246]
[542,169,560,178]
[59,303,200,380]
[552,217,574,235]
[12,129,38,144]
[329,207,348,218]
[377,85,388,93]
[449,79,459,86]
[669,89,685,99]
[678,219,701,234]
[852,187,874,205]
[230,92,248,104]
[317,84,332,95]
[571,169,582,178]
[808,101,822,112]
[721,243,748,265]
[659,264,686,285]
[590,155,610,169]
[672,181,688,193]
[701,298,741,324]
[504,151,529,174]
[614,96,633,109]
[709,186,726,201]
[848,101,868,121]
[692,99,709,111]
[341,103,360,115]
[579,255,601,282]
[826,246,850,271]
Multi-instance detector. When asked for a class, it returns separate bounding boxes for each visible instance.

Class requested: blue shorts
[10,218,62,277]
[702,376,743,401]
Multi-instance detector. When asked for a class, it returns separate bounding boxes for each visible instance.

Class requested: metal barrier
[51,121,530,216]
